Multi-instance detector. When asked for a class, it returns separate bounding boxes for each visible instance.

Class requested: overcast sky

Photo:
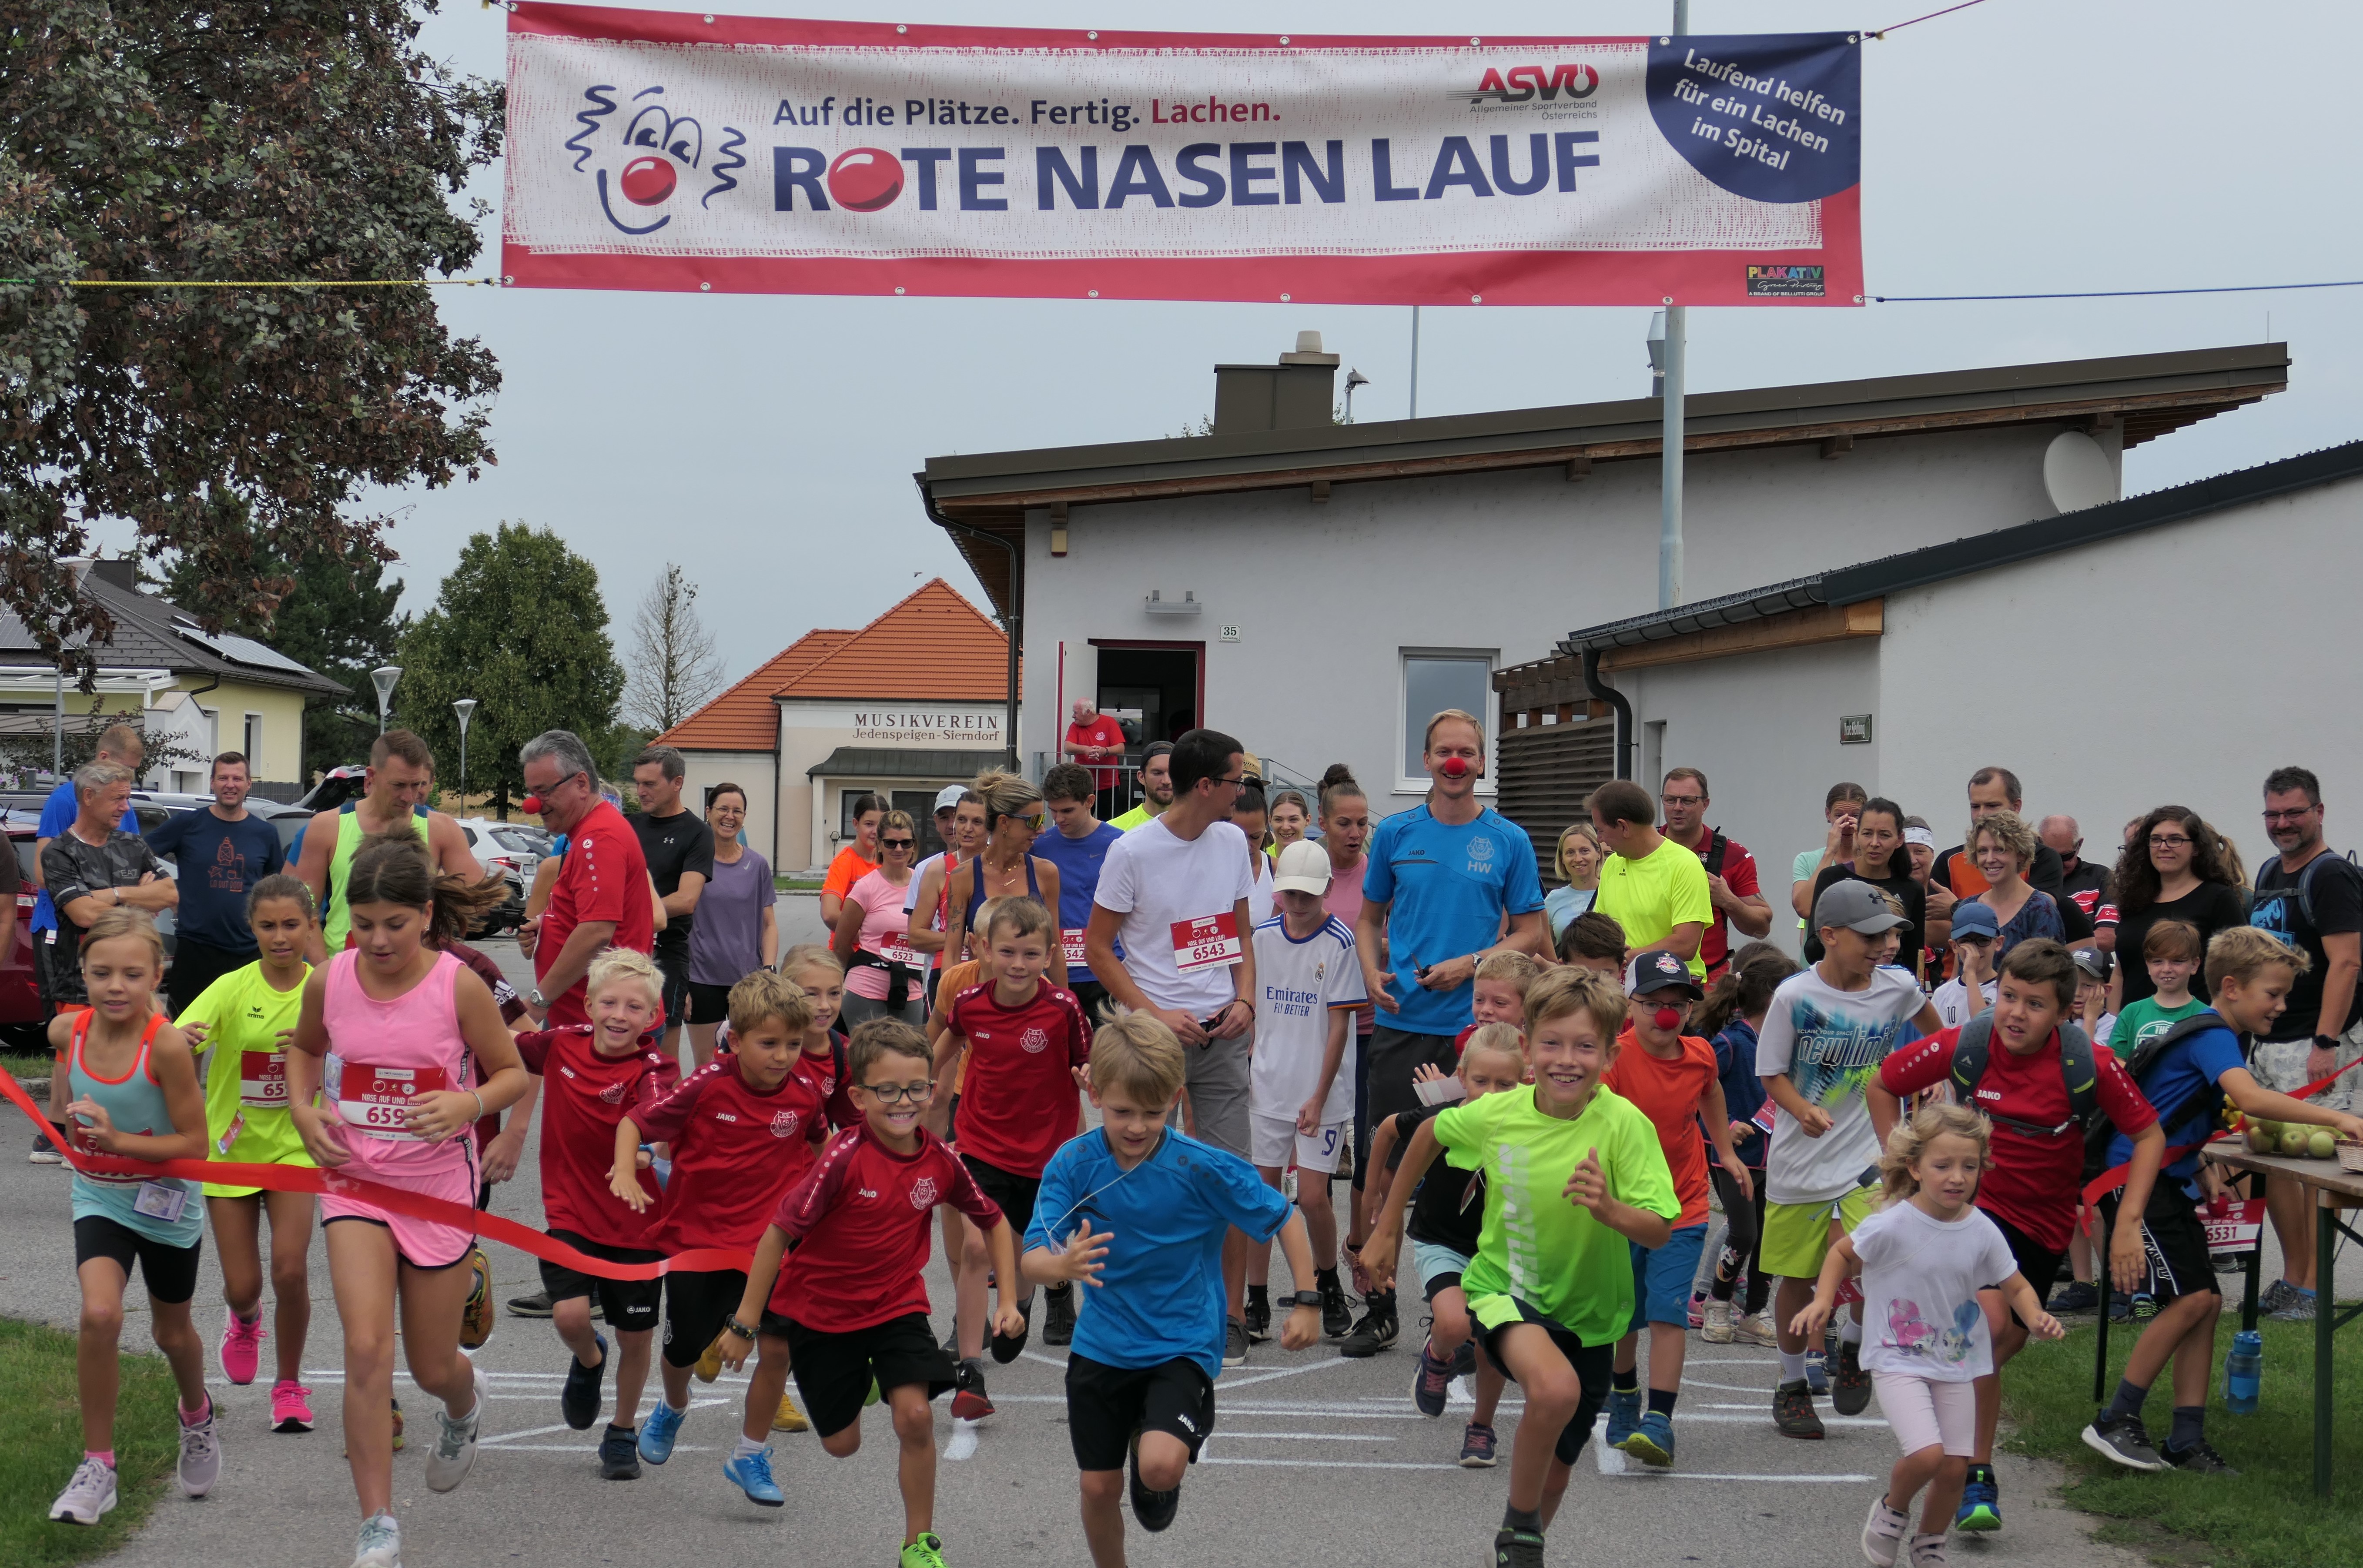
[357,0,2361,685]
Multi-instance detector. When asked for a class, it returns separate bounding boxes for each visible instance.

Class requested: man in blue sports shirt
[1347,708,1546,1355]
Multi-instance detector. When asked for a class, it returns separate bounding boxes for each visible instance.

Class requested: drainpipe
[1581,648,1634,781]
[916,475,1022,769]
[180,670,222,787]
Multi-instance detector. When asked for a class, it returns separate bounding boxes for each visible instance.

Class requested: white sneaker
[49,1457,118,1524]
[424,1364,487,1493]
[1735,1309,1781,1347]
[353,1511,402,1568]
[1861,1494,1911,1567]
[1700,1300,1736,1343]
[178,1401,221,1498]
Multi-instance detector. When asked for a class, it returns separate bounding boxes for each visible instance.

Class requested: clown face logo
[908,1177,939,1210]
[1019,1026,1051,1055]
[770,1109,802,1139]
[567,84,749,236]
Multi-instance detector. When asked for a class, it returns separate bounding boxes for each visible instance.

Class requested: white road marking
[478,1422,584,1446]
[1208,1431,1396,1442]
[944,1420,979,1461]
[1199,1455,1467,1471]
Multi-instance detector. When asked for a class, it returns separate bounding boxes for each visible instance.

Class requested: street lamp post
[453,699,478,815]
[371,665,402,735]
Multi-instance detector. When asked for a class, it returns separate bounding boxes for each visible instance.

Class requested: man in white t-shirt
[1086,725,1258,1360]
[1756,879,1944,1440]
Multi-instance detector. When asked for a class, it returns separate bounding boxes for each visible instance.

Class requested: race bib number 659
[326,1056,448,1141]
[1170,913,1242,973]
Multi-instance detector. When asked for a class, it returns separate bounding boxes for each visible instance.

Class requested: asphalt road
[0,907,2160,1568]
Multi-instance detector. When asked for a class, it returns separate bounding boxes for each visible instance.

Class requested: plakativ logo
[568,83,750,235]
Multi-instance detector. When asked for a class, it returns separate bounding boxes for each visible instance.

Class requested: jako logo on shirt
[770,1110,802,1138]
[1020,1026,1050,1054]
[908,1177,939,1209]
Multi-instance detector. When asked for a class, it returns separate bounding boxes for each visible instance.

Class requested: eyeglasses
[860,1081,933,1104]
[2263,809,2317,824]
[1660,794,1704,808]
[881,838,915,849]
[2149,835,2193,849]
[1211,775,1247,790]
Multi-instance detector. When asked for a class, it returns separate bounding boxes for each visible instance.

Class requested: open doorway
[1093,641,1204,752]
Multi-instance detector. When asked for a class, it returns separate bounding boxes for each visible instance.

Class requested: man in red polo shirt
[1063,699,1129,822]
[1658,768,1771,979]
[519,729,655,1028]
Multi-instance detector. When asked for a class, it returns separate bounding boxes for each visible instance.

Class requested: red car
[3,822,38,1050]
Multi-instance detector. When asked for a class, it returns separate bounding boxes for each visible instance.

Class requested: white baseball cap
[1272,839,1333,896]
[933,784,966,812]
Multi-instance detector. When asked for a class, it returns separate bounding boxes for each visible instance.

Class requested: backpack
[2260,848,2363,934]
[1948,1015,2099,1140]
[2076,1011,2231,1183]
[1700,829,1730,880]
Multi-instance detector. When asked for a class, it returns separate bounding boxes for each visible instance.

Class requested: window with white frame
[243,712,263,764]
[1399,650,1496,790]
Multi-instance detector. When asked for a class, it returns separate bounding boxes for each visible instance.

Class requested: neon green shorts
[1761,1186,1875,1280]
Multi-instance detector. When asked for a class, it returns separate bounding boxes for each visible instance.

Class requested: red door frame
[1087,639,1207,736]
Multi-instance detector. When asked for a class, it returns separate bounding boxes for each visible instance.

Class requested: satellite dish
[2043,430,2116,515]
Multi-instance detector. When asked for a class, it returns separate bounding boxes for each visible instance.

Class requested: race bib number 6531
[1170,913,1242,973]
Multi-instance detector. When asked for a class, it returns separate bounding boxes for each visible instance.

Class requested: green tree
[0,0,502,672]
[396,524,623,814]
[164,533,409,779]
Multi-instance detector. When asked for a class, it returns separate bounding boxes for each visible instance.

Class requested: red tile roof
[655,579,1011,750]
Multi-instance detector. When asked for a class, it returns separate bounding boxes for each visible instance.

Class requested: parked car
[453,818,537,936]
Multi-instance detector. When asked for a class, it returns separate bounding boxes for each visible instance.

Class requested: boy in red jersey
[610,970,827,1471]
[930,896,1091,1420]
[510,950,680,1479]
[718,1020,1024,1568]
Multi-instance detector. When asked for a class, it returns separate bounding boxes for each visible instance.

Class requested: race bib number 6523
[1170,913,1242,973]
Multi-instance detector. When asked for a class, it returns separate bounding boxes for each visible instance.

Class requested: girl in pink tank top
[285,835,529,1565]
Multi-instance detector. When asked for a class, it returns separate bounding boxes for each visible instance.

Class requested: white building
[918,337,2287,821]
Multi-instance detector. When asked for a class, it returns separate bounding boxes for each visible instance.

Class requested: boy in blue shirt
[1024,1012,1321,1568]
[2083,927,2363,1474]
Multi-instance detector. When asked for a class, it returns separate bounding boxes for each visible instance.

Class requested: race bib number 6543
[1170,913,1242,973]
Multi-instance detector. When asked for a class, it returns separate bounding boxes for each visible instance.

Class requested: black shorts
[685,981,735,1027]
[1064,1352,1215,1472]
[663,1267,750,1368]
[2101,1180,2216,1307]
[654,947,692,1028]
[539,1229,663,1331]
[960,1153,1040,1237]
[165,937,255,1018]
[781,1311,955,1438]
[1477,1300,1613,1466]
[1984,1210,2064,1327]
[74,1214,202,1305]
[1356,1027,1458,1186]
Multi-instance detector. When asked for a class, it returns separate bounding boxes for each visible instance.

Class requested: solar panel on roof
[172,625,318,676]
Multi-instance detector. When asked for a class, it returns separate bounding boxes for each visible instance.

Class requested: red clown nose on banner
[1437,757,1471,780]
[1654,1006,1685,1032]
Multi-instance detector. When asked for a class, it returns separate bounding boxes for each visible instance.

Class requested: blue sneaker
[1620,1410,1675,1468]
[639,1401,686,1465]
[1412,1341,1453,1418]
[1955,1464,2001,1532]
[1805,1349,1830,1397]
[723,1446,784,1507]
[1605,1388,1642,1449]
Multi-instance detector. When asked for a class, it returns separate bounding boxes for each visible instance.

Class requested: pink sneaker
[218,1312,265,1386]
[271,1380,315,1433]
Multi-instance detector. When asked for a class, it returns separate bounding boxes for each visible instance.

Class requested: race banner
[503,6,1862,306]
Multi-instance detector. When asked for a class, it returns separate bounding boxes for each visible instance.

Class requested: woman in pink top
[831,809,926,1027]
[287,837,528,1568]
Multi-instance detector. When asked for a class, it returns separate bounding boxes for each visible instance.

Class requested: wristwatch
[1287,1291,1323,1310]
[528,987,547,1009]
[725,1315,758,1341]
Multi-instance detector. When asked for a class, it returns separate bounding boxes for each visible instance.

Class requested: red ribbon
[2078,1052,2361,1213]
[3,1066,753,1280]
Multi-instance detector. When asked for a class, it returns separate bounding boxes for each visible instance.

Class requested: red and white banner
[503,6,1863,306]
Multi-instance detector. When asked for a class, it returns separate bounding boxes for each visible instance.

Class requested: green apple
[2309,1129,2337,1160]
[2282,1127,2313,1157]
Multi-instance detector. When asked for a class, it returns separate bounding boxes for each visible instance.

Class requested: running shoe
[1044,1281,1077,1347]
[1127,1429,1180,1531]
[2130,1291,2160,1321]
[1700,1300,1736,1344]
[1861,1494,1910,1567]
[723,1445,785,1507]
[1242,1286,1271,1344]
[2163,1439,2238,1474]
[1832,1341,1871,1416]
[219,1311,264,1385]
[459,1247,496,1351]
[562,1332,607,1431]
[1339,1298,1398,1358]
[271,1378,315,1433]
[1458,1422,1498,1468]
[2045,1279,2099,1314]
[29,1133,64,1164]
[352,1511,401,1568]
[1735,1309,1781,1347]
[773,1392,809,1433]
[1451,1337,1478,1379]
[1320,1273,1352,1340]
[990,1293,1032,1364]
[1686,1290,1708,1330]
[2081,1413,2166,1471]
[1622,1410,1675,1468]
[1492,1525,1546,1568]
[49,1456,117,1524]
[507,1288,556,1318]
[2269,1287,2318,1323]
[178,1397,221,1497]
[425,1366,487,1493]
[695,1333,726,1383]
[1413,1340,1454,1418]
[2107,1291,2131,1323]
[1805,1348,1831,1397]
[2259,1278,2298,1316]
[951,1359,995,1422]
[599,1424,642,1480]
[639,1401,686,1465]
[1906,1537,1948,1568]
[1223,1318,1249,1368]
[900,1531,948,1568]
[1604,1388,1641,1450]
[1774,1378,1824,1439]
[1954,1464,2000,1531]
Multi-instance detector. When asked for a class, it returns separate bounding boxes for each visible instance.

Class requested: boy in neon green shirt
[1367,967,1678,1568]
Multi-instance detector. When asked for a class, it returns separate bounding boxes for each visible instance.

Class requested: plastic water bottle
[2224,1329,2263,1414]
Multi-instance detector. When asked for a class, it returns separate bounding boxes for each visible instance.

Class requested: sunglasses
[881,838,915,849]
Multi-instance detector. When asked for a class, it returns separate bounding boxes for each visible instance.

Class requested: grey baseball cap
[1814,879,1909,935]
